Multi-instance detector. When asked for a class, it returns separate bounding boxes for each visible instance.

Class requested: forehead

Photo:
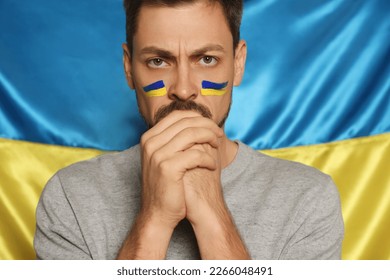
[133,2,232,52]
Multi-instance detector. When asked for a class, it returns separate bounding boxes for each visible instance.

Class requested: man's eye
[200,56,217,66]
[147,58,167,68]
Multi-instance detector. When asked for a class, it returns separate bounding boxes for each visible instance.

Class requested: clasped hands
[117,110,249,259]
[140,110,225,231]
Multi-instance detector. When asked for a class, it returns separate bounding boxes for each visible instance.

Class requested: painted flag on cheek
[143,80,167,97]
[201,80,228,96]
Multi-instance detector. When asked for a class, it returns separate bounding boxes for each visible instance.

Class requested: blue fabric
[227,0,390,149]
[0,0,143,150]
[0,0,389,151]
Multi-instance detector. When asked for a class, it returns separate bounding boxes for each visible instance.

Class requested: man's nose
[168,63,198,101]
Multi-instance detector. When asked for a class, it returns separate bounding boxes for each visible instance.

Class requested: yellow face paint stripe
[145,87,167,97]
[200,88,227,96]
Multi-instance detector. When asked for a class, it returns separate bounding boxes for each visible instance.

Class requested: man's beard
[137,98,231,129]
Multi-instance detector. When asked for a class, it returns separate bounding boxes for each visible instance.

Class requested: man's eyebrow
[139,44,225,57]
[191,44,226,56]
[139,46,174,57]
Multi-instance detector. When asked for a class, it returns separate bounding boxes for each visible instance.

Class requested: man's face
[123,1,246,127]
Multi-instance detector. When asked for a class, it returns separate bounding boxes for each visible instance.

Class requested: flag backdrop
[0,0,389,259]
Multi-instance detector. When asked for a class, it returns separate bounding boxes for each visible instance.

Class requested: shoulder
[43,144,141,197]
[234,141,341,215]
[59,144,140,178]
[236,141,335,191]
[234,142,344,259]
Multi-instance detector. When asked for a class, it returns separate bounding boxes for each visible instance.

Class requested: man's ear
[233,40,247,86]
[122,43,135,89]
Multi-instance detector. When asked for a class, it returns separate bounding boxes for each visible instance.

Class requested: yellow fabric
[0,138,103,259]
[262,133,390,260]
[1,133,389,259]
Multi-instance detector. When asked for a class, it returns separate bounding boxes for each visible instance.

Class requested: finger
[189,143,221,167]
[143,110,203,141]
[163,116,223,139]
[144,116,223,154]
[155,127,221,158]
[160,149,217,174]
[141,111,203,157]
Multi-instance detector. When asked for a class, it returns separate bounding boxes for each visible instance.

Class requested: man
[34,0,344,259]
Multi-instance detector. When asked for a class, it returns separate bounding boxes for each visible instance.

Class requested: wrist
[188,200,231,234]
[188,203,250,260]
[116,212,175,260]
[139,207,182,231]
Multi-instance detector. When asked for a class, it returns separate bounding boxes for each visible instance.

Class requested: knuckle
[158,159,171,172]
[151,150,163,166]
[192,149,204,161]
[142,138,157,159]
[140,133,149,147]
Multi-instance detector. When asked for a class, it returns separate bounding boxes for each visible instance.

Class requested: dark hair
[123,0,243,53]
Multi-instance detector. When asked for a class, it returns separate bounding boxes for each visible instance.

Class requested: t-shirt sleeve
[34,174,92,260]
[279,176,344,260]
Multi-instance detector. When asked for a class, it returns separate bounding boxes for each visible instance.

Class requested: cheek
[136,90,155,120]
[208,93,231,117]
[141,95,169,121]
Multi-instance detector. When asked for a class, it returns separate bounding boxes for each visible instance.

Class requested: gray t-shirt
[34,141,344,259]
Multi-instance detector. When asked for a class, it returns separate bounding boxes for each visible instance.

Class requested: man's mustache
[153,100,212,126]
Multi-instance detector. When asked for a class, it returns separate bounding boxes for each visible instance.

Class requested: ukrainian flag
[143,80,167,97]
[201,81,228,96]
[1,0,389,259]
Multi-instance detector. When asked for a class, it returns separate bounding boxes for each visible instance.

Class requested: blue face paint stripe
[202,80,228,90]
[143,80,165,92]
